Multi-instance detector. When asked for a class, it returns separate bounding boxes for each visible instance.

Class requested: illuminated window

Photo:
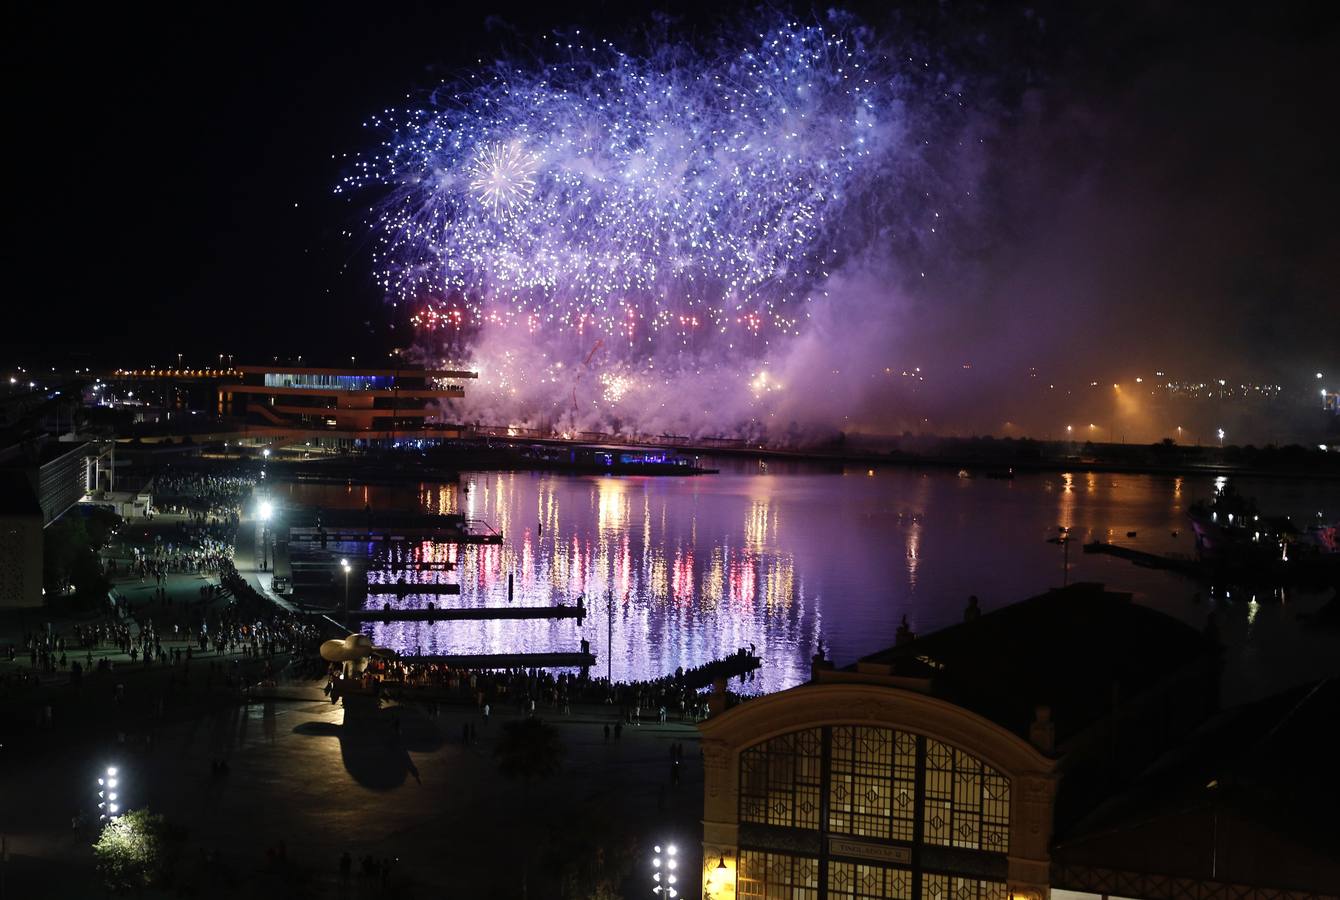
[740,728,822,830]
[922,873,1009,900]
[829,727,916,840]
[923,740,1010,852]
[827,861,912,900]
[737,729,1012,898]
[738,850,819,900]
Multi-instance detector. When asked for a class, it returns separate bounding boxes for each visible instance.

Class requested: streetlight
[98,765,121,822]
[652,843,678,898]
[1217,428,1226,447]
[706,856,731,899]
[341,559,352,621]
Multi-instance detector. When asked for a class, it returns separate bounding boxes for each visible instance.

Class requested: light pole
[97,765,121,823]
[1217,428,1226,447]
[258,500,273,571]
[652,843,679,899]
[341,559,352,623]
[606,588,615,686]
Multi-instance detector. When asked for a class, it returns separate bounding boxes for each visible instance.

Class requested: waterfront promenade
[0,493,711,897]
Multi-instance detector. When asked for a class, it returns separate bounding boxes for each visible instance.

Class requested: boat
[1187,486,1290,562]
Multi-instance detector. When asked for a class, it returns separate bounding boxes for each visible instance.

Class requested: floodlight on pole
[341,559,352,621]
[98,765,122,821]
[651,843,679,898]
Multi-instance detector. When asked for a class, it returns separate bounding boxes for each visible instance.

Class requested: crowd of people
[333,657,714,723]
[152,468,255,518]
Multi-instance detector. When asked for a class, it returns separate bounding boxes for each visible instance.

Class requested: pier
[1084,539,1340,584]
[1083,541,1202,576]
[364,582,462,596]
[679,650,762,689]
[284,509,503,545]
[399,651,597,669]
[346,605,586,623]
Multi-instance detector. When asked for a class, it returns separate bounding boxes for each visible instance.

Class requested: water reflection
[277,467,1340,699]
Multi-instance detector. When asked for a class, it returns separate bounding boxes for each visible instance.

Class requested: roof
[1054,678,1340,884]
[234,364,476,379]
[847,583,1218,745]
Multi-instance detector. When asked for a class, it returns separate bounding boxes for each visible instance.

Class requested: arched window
[737,727,1010,899]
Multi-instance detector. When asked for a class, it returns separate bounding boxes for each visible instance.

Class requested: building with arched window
[699,584,1223,900]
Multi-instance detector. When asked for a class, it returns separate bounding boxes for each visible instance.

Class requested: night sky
[4,1,1338,385]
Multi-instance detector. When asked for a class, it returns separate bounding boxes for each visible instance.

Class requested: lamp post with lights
[97,765,121,822]
[258,500,273,571]
[652,842,679,898]
[341,559,352,623]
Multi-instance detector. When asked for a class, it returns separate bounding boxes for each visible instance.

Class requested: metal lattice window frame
[739,728,824,830]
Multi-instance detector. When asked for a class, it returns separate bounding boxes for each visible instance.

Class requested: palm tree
[495,717,567,899]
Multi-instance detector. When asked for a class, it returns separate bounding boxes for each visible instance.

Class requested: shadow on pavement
[293,703,442,791]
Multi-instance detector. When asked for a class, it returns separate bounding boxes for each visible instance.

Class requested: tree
[495,717,566,782]
[92,809,170,893]
[495,717,567,899]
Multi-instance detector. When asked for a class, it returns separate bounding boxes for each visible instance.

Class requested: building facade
[700,683,1057,900]
[698,584,1224,900]
[218,364,475,446]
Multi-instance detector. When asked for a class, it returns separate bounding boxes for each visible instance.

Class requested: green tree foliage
[92,809,169,893]
[43,512,114,603]
[494,717,567,782]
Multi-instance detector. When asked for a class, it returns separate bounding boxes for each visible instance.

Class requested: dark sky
[4,1,1338,378]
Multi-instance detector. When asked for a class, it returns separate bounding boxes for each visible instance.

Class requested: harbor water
[275,461,1340,703]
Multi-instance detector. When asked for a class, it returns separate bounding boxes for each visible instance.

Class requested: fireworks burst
[342,12,975,433]
[340,13,951,348]
[468,141,540,214]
